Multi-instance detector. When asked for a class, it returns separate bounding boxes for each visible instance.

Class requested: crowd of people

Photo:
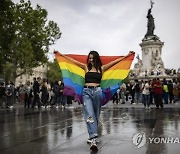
[0,77,74,109]
[0,77,180,110]
[112,78,180,109]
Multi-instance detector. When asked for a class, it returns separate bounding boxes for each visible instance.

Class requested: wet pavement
[0,102,180,154]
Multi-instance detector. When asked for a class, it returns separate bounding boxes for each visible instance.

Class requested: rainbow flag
[54,51,135,106]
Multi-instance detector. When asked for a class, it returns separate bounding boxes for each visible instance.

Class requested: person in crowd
[6,81,14,108]
[24,81,33,108]
[173,80,179,103]
[133,79,141,104]
[162,78,169,104]
[46,80,52,108]
[41,79,49,108]
[18,83,26,104]
[152,78,163,109]
[129,81,135,104]
[142,80,150,109]
[112,91,119,104]
[0,82,6,108]
[58,80,66,108]
[53,80,62,108]
[125,83,131,103]
[31,77,41,109]
[149,80,154,104]
[167,80,174,103]
[120,83,126,104]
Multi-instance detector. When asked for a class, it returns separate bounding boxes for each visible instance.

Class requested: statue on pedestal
[131,0,167,79]
[145,0,155,37]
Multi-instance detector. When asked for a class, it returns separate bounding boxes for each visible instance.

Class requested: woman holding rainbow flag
[58,50,134,151]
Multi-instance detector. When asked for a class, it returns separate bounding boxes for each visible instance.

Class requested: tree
[0,0,61,83]
[47,59,62,84]
[0,0,15,77]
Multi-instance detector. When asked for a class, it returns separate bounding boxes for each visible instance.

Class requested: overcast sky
[13,0,180,69]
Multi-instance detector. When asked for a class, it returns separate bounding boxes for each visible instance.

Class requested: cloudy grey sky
[13,0,180,69]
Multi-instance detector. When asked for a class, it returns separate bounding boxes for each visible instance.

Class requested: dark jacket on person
[33,81,40,94]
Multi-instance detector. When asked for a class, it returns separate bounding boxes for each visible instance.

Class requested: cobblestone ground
[0,101,180,154]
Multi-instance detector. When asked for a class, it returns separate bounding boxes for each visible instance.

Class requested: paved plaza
[0,101,180,154]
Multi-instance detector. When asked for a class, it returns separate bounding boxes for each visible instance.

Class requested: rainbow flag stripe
[54,51,135,105]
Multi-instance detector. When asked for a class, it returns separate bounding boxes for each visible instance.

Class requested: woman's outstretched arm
[101,51,134,73]
[59,53,87,71]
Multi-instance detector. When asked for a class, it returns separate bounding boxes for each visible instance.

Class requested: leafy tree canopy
[0,0,61,82]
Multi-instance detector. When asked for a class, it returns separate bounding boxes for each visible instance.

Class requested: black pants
[0,96,6,108]
[130,92,135,103]
[32,93,40,109]
[168,92,174,103]
[24,94,32,108]
[6,96,13,107]
[154,93,163,108]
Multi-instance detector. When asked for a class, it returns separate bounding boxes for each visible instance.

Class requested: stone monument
[133,0,165,78]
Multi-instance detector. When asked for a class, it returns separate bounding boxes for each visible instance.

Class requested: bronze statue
[145,0,155,37]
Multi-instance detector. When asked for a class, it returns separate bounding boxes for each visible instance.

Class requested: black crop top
[85,72,102,84]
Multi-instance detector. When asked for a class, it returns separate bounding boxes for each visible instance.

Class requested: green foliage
[0,0,61,82]
[0,0,15,70]
[3,62,14,82]
[47,59,62,84]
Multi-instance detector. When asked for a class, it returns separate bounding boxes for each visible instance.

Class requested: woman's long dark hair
[87,51,102,72]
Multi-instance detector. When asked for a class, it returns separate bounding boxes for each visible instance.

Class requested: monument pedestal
[132,35,166,79]
[140,35,164,71]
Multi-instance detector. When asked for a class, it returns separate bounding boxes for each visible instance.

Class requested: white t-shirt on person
[142,83,150,95]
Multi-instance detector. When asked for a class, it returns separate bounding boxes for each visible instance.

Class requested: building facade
[15,65,48,86]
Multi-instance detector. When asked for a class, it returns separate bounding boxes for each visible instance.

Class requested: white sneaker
[87,138,100,144]
[46,105,51,108]
[9,106,13,109]
[87,139,92,144]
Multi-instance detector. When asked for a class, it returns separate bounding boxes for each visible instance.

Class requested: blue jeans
[142,94,150,107]
[163,92,168,104]
[82,87,102,139]
[61,95,67,106]
[135,92,141,103]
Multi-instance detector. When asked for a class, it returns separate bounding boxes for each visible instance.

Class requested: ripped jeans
[82,87,102,139]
